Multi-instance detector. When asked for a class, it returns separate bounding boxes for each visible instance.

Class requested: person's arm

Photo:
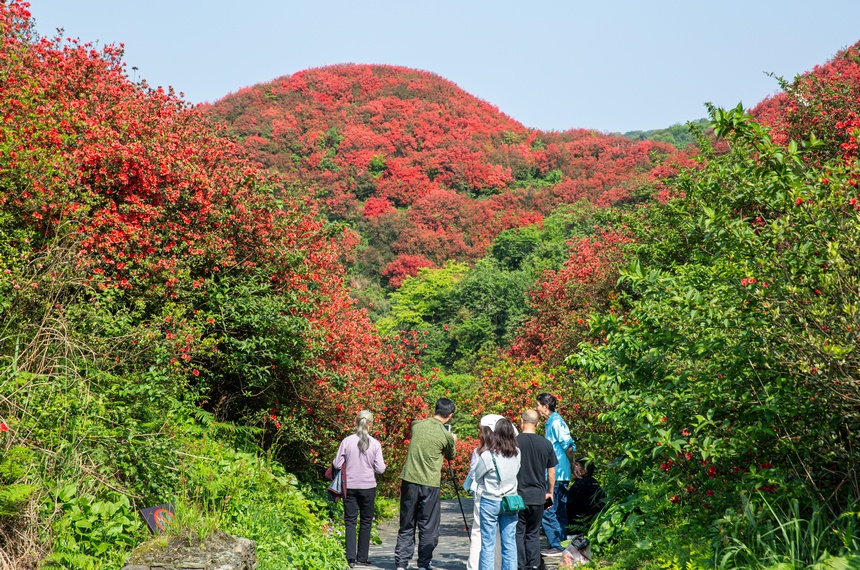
[332,438,347,469]
[471,452,490,485]
[557,418,576,464]
[469,449,481,471]
[546,465,556,500]
[443,431,456,460]
[373,440,386,474]
[464,450,479,491]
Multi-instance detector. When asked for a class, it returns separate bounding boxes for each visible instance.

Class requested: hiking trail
[364,498,560,570]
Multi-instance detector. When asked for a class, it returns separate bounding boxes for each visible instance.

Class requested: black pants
[344,487,377,564]
[394,480,441,568]
[516,503,545,570]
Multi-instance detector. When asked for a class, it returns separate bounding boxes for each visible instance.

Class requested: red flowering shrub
[446,436,479,491]
[383,254,435,288]
[0,1,423,482]
[753,39,860,163]
[510,231,632,367]
[362,196,396,218]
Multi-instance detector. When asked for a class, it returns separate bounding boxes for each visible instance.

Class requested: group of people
[330,395,604,570]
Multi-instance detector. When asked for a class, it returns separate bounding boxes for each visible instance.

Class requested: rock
[122,530,256,570]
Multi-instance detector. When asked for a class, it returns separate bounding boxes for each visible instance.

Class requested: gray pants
[394,480,442,569]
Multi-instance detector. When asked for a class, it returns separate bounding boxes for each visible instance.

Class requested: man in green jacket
[394,398,457,570]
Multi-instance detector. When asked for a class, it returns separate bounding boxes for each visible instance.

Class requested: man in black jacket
[566,460,605,526]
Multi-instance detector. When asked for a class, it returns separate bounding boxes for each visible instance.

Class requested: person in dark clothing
[515,409,558,570]
[566,460,605,526]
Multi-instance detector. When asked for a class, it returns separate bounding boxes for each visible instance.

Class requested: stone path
[365,498,558,570]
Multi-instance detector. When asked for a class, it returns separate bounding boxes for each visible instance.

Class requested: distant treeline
[622,118,710,148]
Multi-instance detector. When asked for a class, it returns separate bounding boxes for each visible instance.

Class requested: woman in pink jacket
[333,410,386,568]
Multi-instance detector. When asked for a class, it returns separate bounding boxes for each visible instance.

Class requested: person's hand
[452,432,457,442]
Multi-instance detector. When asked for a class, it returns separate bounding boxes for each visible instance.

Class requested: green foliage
[368,154,387,177]
[377,262,469,334]
[491,225,542,270]
[574,104,860,567]
[378,259,534,371]
[623,119,709,149]
[174,436,346,569]
[713,496,860,570]
[0,446,37,516]
[45,486,143,568]
[376,202,605,373]
[518,201,602,273]
[0,362,347,568]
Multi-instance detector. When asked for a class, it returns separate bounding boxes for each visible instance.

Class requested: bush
[574,104,860,565]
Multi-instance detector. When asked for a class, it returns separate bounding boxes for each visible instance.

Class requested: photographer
[394,398,457,570]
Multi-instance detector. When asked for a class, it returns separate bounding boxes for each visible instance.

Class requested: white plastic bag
[558,538,592,568]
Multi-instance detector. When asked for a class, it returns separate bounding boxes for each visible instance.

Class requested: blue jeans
[541,480,569,549]
[479,497,518,570]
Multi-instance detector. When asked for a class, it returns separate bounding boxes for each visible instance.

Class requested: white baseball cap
[479,414,519,435]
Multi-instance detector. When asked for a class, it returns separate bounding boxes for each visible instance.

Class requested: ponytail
[355,410,373,453]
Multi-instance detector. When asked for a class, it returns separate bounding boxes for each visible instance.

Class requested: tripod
[446,459,471,540]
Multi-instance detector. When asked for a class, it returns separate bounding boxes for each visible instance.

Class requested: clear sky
[28,1,860,134]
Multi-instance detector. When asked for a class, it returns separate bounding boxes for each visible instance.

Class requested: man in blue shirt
[536,392,576,555]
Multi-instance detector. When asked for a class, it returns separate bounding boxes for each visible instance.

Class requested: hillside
[205,64,682,284]
[0,4,425,565]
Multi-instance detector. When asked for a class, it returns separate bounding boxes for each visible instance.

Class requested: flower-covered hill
[205,64,681,282]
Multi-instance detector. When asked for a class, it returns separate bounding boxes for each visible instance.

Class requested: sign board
[139,503,176,534]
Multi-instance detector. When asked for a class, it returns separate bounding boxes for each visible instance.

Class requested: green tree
[575,105,860,559]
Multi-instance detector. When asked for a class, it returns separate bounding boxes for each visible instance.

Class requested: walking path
[365,498,559,570]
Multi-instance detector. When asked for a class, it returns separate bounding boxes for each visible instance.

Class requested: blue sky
[29,1,860,133]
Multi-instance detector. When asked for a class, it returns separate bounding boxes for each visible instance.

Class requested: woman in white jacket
[466,414,519,570]
[468,417,521,570]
